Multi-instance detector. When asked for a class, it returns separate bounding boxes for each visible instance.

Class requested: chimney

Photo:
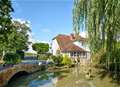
[70,33,75,40]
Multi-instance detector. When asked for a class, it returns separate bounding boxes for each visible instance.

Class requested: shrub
[62,55,72,66]
[16,50,24,59]
[4,53,21,64]
[51,55,63,66]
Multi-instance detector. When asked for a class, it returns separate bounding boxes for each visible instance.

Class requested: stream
[6,65,118,87]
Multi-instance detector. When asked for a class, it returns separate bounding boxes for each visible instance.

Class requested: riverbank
[55,64,120,87]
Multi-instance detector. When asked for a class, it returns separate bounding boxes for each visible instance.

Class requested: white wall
[51,39,60,55]
[73,41,90,51]
[62,52,70,57]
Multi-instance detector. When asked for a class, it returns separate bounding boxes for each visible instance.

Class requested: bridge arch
[0,63,43,87]
[6,71,29,86]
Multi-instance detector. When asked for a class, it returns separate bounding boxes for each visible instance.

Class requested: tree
[0,0,14,60]
[32,43,49,54]
[0,0,31,61]
[73,0,120,72]
[10,20,30,52]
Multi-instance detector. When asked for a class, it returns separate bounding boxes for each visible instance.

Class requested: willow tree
[73,0,120,71]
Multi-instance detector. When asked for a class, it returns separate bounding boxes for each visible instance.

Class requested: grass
[25,53,37,57]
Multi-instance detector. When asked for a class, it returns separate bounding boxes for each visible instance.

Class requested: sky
[12,0,74,43]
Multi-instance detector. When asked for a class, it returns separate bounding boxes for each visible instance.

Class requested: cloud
[12,18,31,28]
[41,28,52,33]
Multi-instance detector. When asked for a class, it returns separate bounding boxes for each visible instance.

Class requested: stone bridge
[0,63,45,87]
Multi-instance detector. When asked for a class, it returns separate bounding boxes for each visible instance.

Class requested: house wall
[61,52,70,57]
[73,41,90,51]
[51,38,91,65]
[73,41,90,59]
[51,39,60,55]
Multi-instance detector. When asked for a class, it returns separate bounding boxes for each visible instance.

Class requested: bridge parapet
[0,63,45,87]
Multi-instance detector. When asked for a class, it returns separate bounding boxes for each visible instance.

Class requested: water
[6,66,94,87]
[6,65,119,87]
[6,71,63,87]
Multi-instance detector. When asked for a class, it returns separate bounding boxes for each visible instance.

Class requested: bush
[51,55,63,66]
[4,53,21,64]
[62,55,72,66]
[16,50,24,59]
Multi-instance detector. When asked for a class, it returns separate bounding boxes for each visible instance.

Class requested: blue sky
[12,0,73,43]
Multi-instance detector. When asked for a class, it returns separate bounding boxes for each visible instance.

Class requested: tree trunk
[1,50,5,61]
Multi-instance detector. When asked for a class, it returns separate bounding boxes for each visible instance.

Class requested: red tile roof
[53,34,86,52]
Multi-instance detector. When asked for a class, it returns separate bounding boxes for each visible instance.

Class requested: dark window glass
[83,52,85,56]
[70,52,73,57]
[74,52,76,56]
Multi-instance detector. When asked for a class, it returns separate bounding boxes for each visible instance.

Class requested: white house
[51,34,90,64]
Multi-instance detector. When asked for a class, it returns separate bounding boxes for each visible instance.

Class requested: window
[70,52,74,57]
[83,52,86,56]
[77,52,79,56]
[82,52,87,58]
[74,52,76,57]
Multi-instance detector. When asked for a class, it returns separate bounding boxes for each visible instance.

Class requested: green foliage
[62,55,72,66]
[52,55,63,65]
[4,53,21,64]
[32,43,49,54]
[73,0,120,71]
[25,53,37,57]
[11,20,30,51]
[0,0,14,59]
[0,0,30,62]
[16,50,24,59]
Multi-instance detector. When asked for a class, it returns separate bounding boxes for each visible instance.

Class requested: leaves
[0,0,30,60]
[73,0,120,70]
[32,43,49,54]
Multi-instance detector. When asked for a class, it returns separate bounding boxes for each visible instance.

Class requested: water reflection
[28,73,58,87]
[6,70,69,87]
[6,71,61,87]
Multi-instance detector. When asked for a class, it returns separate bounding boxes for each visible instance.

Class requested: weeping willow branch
[73,0,120,71]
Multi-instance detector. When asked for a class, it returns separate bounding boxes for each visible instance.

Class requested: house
[51,34,90,64]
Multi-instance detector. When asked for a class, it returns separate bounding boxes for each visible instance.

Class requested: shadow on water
[6,69,69,87]
[5,71,29,87]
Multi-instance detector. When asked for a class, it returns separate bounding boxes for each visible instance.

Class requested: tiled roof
[53,34,86,52]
